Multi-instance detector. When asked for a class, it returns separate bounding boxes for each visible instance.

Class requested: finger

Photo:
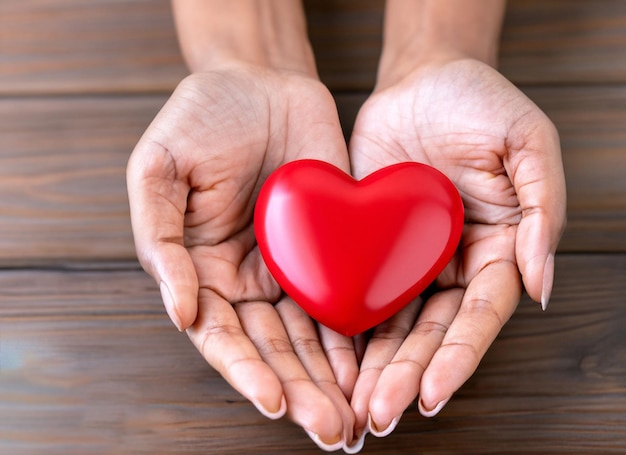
[318,324,359,402]
[419,260,522,416]
[127,140,199,330]
[350,299,421,439]
[283,81,351,173]
[368,289,463,431]
[237,299,344,451]
[275,299,356,448]
[506,114,566,309]
[186,289,286,420]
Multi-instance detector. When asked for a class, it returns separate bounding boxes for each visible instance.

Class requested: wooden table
[2,1,626,453]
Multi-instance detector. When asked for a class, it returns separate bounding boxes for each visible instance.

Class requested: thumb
[507,115,566,309]
[127,141,199,330]
[284,85,351,173]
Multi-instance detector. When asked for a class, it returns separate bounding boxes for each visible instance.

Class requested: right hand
[126,65,359,450]
[348,56,566,441]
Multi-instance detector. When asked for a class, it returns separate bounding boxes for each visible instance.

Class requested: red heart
[254,160,464,336]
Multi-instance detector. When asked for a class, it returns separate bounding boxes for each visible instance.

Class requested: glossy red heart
[254,159,464,336]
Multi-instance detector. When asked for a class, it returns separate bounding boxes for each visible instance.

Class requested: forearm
[172,0,316,76]
[378,0,506,88]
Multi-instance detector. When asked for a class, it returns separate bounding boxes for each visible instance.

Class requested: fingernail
[344,430,367,454]
[254,395,286,420]
[418,397,449,417]
[541,253,555,311]
[160,281,183,331]
[368,413,400,438]
[305,430,343,452]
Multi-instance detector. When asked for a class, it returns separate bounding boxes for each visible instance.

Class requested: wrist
[172,0,317,78]
[377,0,506,89]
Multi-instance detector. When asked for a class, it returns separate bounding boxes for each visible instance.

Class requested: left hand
[347,57,566,440]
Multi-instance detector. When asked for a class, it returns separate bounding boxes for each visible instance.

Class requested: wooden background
[1,0,625,453]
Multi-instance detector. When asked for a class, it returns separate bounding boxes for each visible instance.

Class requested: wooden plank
[0,0,187,95]
[499,0,626,85]
[0,86,624,264]
[4,0,626,95]
[524,86,626,252]
[0,96,166,264]
[0,265,159,318]
[1,254,625,453]
[304,0,383,92]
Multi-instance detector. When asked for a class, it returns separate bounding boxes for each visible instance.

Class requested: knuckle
[371,321,410,343]
[290,336,323,356]
[198,321,244,355]
[256,336,294,357]
[389,357,428,374]
[440,341,482,366]
[461,297,505,328]
[414,320,449,336]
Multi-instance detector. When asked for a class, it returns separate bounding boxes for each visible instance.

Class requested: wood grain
[527,87,626,252]
[1,86,625,264]
[4,0,626,95]
[1,255,625,454]
[304,0,383,92]
[0,0,187,95]
[0,96,166,264]
[0,264,160,318]
[499,0,626,85]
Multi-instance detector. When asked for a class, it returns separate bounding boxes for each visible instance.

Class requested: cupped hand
[126,65,359,450]
[347,58,566,439]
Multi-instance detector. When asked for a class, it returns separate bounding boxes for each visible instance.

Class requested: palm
[353,59,533,219]
[157,70,348,302]
[352,58,562,290]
